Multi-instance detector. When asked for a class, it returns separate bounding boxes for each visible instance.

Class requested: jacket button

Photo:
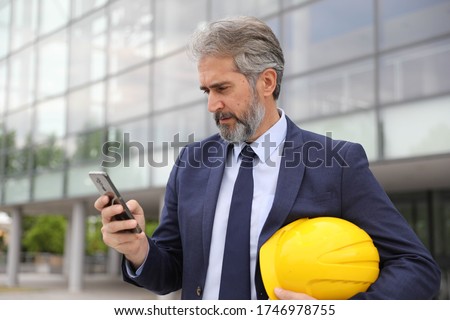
[196,286,202,297]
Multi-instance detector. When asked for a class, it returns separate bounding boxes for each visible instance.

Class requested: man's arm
[341,143,441,299]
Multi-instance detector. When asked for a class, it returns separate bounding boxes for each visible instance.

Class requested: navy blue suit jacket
[123,116,441,299]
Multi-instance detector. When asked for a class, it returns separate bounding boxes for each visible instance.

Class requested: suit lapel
[258,117,306,249]
[202,140,229,269]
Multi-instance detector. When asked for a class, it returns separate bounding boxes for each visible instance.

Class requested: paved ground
[0,273,163,300]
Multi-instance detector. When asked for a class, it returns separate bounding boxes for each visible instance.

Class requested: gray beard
[214,97,265,143]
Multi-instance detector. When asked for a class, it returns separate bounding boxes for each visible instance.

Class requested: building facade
[0,0,449,298]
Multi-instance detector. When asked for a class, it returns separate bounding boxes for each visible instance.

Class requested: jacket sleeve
[122,148,186,295]
[340,143,441,299]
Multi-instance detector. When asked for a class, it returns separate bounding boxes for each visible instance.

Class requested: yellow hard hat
[260,217,380,300]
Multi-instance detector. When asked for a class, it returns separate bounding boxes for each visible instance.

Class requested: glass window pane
[107,165,150,191]
[67,83,105,134]
[282,0,373,75]
[67,164,99,197]
[33,171,64,200]
[9,47,35,110]
[106,118,150,191]
[211,0,278,19]
[379,0,450,50]
[33,138,65,171]
[155,0,207,56]
[5,148,31,175]
[153,52,202,111]
[40,0,70,35]
[70,9,107,88]
[109,0,153,74]
[37,31,68,99]
[282,0,309,9]
[11,0,38,51]
[5,108,33,150]
[0,61,6,114]
[35,97,66,144]
[66,130,104,165]
[152,104,207,144]
[72,0,107,19]
[4,176,30,204]
[107,65,150,124]
[282,60,374,121]
[299,110,378,161]
[382,95,450,159]
[380,39,450,104]
[0,1,10,58]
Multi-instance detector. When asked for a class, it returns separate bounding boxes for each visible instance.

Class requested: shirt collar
[232,108,287,164]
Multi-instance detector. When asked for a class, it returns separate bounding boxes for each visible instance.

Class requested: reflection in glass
[33,138,65,171]
[382,95,450,159]
[153,52,202,111]
[107,65,150,124]
[211,0,278,20]
[5,148,32,175]
[9,47,35,110]
[379,0,450,50]
[40,0,70,35]
[155,0,206,56]
[282,61,374,121]
[380,39,450,104]
[11,0,38,51]
[66,130,104,165]
[282,0,373,75]
[68,83,105,134]
[72,0,107,19]
[70,9,107,88]
[37,31,68,99]
[5,108,33,149]
[299,110,378,161]
[35,98,66,144]
[109,0,153,74]
[0,2,10,58]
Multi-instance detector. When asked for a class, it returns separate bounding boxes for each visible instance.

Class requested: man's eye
[202,89,209,95]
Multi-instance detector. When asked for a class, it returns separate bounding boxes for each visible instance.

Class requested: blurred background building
[0,0,449,299]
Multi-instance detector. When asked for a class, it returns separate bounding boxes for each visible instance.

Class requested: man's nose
[207,92,224,113]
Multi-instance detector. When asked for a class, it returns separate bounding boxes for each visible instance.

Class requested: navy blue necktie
[219,145,256,300]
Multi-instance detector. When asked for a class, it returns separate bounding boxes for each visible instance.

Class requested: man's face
[198,56,265,143]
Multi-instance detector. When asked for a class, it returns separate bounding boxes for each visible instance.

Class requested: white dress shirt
[202,109,287,299]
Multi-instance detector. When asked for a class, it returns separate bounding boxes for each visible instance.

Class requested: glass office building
[0,0,449,298]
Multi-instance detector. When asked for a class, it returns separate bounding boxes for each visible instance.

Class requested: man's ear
[259,68,277,98]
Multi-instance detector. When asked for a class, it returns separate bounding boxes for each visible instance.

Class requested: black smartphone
[89,171,143,234]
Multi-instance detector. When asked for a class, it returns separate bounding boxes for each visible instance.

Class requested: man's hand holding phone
[91,172,149,269]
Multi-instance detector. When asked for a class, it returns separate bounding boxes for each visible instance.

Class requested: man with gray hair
[95,16,440,300]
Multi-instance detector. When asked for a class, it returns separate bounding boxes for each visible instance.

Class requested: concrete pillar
[6,208,22,287]
[68,202,86,292]
[63,216,72,277]
[107,247,121,277]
